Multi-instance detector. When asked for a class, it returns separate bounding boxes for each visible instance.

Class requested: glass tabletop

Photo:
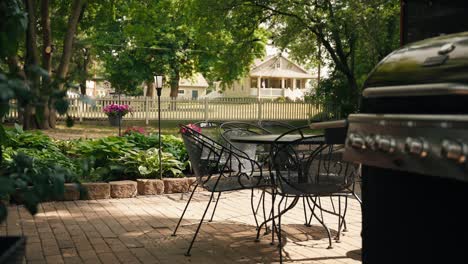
[229,134,325,144]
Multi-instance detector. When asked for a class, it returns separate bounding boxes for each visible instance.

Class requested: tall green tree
[197,0,399,113]
[95,0,267,98]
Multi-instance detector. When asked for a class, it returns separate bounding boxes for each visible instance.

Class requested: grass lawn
[2,120,315,140]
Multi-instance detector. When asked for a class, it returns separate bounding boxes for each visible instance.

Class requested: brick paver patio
[1,190,362,263]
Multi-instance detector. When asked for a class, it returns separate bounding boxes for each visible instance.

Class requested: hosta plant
[118,148,186,178]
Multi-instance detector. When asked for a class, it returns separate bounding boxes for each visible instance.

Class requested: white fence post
[204,98,209,121]
[145,96,149,125]
[257,99,262,121]
[79,99,83,123]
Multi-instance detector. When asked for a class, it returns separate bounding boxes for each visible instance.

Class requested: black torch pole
[118,92,121,136]
[156,87,162,179]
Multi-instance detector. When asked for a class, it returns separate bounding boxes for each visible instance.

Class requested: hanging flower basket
[103,104,131,127]
[107,114,122,127]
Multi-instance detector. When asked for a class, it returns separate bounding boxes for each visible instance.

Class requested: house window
[276,61,281,68]
[178,90,185,94]
[285,79,292,88]
[192,90,198,99]
[251,78,258,88]
[296,79,302,89]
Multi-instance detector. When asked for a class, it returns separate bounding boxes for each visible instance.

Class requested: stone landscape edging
[72,178,195,201]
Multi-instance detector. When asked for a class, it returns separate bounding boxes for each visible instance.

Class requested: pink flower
[123,126,146,135]
[180,124,201,134]
[103,104,132,116]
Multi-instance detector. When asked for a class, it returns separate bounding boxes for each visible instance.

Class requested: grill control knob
[365,135,378,150]
[405,137,429,158]
[441,140,467,163]
[377,136,396,153]
[348,133,366,150]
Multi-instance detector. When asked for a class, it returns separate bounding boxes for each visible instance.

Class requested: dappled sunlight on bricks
[2,190,361,263]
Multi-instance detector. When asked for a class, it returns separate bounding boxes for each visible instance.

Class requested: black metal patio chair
[172,124,270,256]
[263,127,359,263]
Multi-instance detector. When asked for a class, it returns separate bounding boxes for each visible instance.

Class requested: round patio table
[229,134,325,144]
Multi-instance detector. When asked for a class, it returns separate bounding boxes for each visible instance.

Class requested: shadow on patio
[1,191,361,263]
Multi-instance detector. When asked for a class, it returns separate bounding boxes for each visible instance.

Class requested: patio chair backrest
[271,127,357,196]
[180,125,266,190]
[220,122,271,166]
[221,128,260,172]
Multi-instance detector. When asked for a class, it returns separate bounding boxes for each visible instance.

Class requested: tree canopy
[1,0,400,130]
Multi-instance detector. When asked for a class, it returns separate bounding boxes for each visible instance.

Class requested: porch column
[281,78,285,89]
[293,78,296,89]
[257,77,261,98]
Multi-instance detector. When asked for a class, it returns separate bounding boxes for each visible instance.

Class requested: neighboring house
[85,79,114,97]
[222,54,315,100]
[152,73,209,99]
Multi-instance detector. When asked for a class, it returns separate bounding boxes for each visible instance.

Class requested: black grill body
[344,32,468,263]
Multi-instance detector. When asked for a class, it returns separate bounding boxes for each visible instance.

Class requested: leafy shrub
[1,125,190,184]
[124,132,159,149]
[117,148,186,179]
[160,135,188,163]
[66,136,136,167]
[274,96,293,103]
[1,153,67,215]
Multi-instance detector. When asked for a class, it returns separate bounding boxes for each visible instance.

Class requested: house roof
[179,73,209,88]
[250,68,314,79]
[250,54,314,78]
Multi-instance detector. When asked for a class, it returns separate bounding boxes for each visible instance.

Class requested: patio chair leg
[335,196,342,242]
[255,189,265,215]
[270,189,276,245]
[172,183,198,237]
[262,189,270,235]
[341,196,349,233]
[185,191,216,256]
[255,196,298,242]
[209,192,222,222]
[303,197,310,227]
[277,198,284,264]
[307,196,318,226]
[306,197,333,249]
[250,189,260,228]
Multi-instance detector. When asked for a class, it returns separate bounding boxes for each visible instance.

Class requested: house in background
[67,78,114,98]
[85,78,114,97]
[147,73,209,99]
[222,54,315,100]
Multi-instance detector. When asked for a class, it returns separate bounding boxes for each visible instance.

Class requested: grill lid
[364,32,468,89]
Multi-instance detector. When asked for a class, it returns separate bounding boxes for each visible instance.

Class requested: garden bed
[1,125,197,202]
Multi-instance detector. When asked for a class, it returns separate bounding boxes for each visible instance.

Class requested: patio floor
[1,190,362,264]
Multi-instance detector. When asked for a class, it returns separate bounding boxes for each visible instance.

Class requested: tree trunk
[40,0,52,129]
[24,0,41,130]
[146,82,155,97]
[50,0,85,128]
[169,72,180,98]
[79,47,90,95]
[169,72,180,110]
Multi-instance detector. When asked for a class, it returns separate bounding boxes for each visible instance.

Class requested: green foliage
[274,96,293,103]
[66,136,136,168]
[117,148,186,179]
[309,71,358,117]
[0,0,27,58]
[160,135,188,163]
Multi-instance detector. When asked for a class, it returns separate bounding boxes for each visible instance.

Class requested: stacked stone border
[64,177,199,200]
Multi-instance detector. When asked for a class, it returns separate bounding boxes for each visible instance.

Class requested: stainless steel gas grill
[343,32,468,263]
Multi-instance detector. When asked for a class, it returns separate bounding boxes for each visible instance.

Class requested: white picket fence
[5,96,338,123]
